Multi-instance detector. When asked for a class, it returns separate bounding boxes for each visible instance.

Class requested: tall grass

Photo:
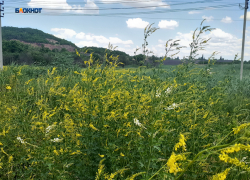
[0,20,250,180]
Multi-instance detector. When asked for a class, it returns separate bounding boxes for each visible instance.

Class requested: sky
[3,0,250,60]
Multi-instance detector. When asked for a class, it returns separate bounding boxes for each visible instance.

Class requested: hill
[3,26,77,47]
[2,26,137,67]
[2,26,238,68]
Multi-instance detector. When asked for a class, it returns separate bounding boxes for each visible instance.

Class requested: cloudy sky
[3,0,249,60]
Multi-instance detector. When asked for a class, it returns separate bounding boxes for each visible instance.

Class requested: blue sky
[3,0,249,60]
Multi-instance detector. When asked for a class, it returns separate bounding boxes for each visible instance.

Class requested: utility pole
[0,1,4,71]
[240,0,249,81]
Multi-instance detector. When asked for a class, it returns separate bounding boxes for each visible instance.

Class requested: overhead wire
[5,1,236,8]
[3,0,242,22]
[4,2,238,12]
[7,3,239,14]
[6,0,226,5]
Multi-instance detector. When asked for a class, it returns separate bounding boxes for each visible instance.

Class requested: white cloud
[158,20,178,29]
[75,32,133,45]
[74,31,134,51]
[221,16,232,23]
[93,35,109,44]
[158,39,165,43]
[240,12,250,20]
[85,35,95,41]
[126,18,149,29]
[99,0,170,10]
[202,15,214,22]
[51,28,77,39]
[109,37,133,45]
[75,41,99,47]
[188,11,201,14]
[75,32,85,40]
[208,28,234,40]
[28,0,99,14]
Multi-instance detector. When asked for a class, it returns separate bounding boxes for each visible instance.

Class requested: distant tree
[40,44,51,53]
[134,54,144,66]
[60,48,67,52]
[3,40,29,53]
[52,48,59,52]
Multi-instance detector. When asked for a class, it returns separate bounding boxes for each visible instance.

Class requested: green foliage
[3,40,29,53]
[1,63,250,179]
[1,23,249,180]
[3,26,77,47]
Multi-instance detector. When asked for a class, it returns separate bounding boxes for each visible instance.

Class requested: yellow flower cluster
[212,168,230,180]
[167,152,186,175]
[221,143,250,154]
[95,159,105,180]
[174,133,186,151]
[89,123,99,131]
[6,86,11,90]
[219,153,250,171]
[218,144,250,172]
[233,123,250,134]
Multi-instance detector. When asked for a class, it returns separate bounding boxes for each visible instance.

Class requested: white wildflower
[50,138,63,143]
[165,103,179,110]
[17,137,26,144]
[46,124,56,133]
[165,87,172,94]
[241,156,248,162]
[133,118,147,129]
[156,90,161,98]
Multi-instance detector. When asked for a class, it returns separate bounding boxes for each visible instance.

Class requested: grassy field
[0,62,250,180]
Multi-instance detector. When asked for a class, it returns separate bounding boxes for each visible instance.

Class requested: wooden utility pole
[0,1,4,71]
[240,0,249,81]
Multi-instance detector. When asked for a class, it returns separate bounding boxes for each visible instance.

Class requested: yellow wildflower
[25,79,34,85]
[0,142,2,146]
[70,150,82,155]
[54,150,59,156]
[95,159,105,180]
[89,123,99,131]
[233,123,250,134]
[9,156,13,163]
[167,152,186,175]
[99,154,105,158]
[120,152,125,157]
[221,143,250,154]
[76,133,82,137]
[212,168,230,180]
[219,153,250,171]
[174,133,186,151]
[125,172,146,180]
[6,86,11,90]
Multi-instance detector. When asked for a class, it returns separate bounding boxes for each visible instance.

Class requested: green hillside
[2,26,78,48]
[1,26,164,68]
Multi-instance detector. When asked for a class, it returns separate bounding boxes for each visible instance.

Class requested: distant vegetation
[3,26,77,47]
[2,26,249,69]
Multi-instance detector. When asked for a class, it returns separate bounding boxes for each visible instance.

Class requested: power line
[6,1,237,9]
[9,3,239,11]
[5,3,238,14]
[7,0,226,5]
[5,11,242,22]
